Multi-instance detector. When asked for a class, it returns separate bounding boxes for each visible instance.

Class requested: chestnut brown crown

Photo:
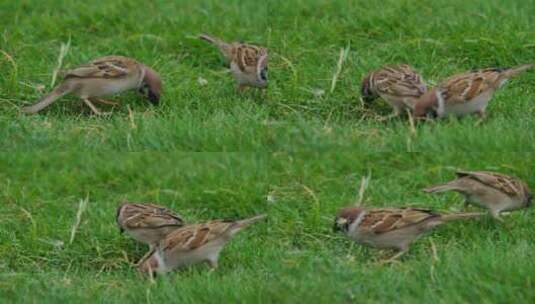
[141,66,162,105]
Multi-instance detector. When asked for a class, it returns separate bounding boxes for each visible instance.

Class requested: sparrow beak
[148,89,160,105]
[332,222,340,232]
[362,95,376,103]
[333,218,347,232]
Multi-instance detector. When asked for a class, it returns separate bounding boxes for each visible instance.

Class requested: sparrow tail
[199,34,232,59]
[199,34,223,45]
[22,82,72,114]
[422,183,458,193]
[504,64,534,78]
[234,214,267,229]
[440,212,483,222]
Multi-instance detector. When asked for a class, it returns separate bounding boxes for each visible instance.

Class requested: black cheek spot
[260,68,268,81]
[428,109,438,119]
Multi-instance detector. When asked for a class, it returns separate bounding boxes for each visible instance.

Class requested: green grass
[1,0,535,303]
[2,152,535,303]
[1,0,535,150]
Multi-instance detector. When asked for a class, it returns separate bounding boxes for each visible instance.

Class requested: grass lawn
[1,0,535,303]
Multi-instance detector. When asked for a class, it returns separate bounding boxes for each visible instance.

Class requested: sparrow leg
[387,113,400,120]
[378,111,400,122]
[136,245,155,266]
[82,98,105,115]
[463,201,470,211]
[236,84,247,93]
[207,259,218,271]
[383,249,408,264]
[474,110,487,126]
[490,209,505,223]
[147,267,156,283]
[91,97,119,106]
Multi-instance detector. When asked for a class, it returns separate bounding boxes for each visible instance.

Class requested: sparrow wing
[456,171,525,197]
[161,221,233,252]
[234,44,264,73]
[438,69,503,105]
[64,56,136,79]
[119,203,184,230]
[362,208,438,234]
[374,65,427,99]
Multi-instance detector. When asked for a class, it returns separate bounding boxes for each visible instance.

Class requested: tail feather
[199,34,223,45]
[234,214,267,229]
[422,183,457,194]
[199,33,232,60]
[441,212,483,222]
[22,83,72,114]
[504,64,534,78]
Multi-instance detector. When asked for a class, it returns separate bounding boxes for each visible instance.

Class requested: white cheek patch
[436,90,445,117]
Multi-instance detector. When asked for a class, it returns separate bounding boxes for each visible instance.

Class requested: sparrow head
[360,74,376,102]
[140,66,162,105]
[256,51,268,88]
[333,207,364,233]
[524,185,533,207]
[116,203,128,234]
[413,89,438,118]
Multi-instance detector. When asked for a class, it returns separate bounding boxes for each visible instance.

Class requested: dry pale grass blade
[0,49,17,71]
[430,238,439,262]
[51,37,71,88]
[69,196,88,245]
[330,45,350,93]
[302,184,319,205]
[19,207,36,230]
[127,105,137,129]
[355,172,371,206]
[276,53,297,79]
[406,109,417,135]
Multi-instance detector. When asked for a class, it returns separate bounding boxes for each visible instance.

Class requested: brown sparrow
[138,214,266,275]
[334,207,481,261]
[116,202,185,262]
[199,34,268,91]
[413,64,533,118]
[423,171,532,221]
[361,64,427,117]
[22,55,162,115]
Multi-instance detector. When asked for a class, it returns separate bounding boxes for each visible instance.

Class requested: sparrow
[361,64,427,117]
[413,64,534,118]
[423,171,532,221]
[138,214,266,275]
[116,202,185,262]
[199,34,268,91]
[22,55,162,115]
[334,207,481,262]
